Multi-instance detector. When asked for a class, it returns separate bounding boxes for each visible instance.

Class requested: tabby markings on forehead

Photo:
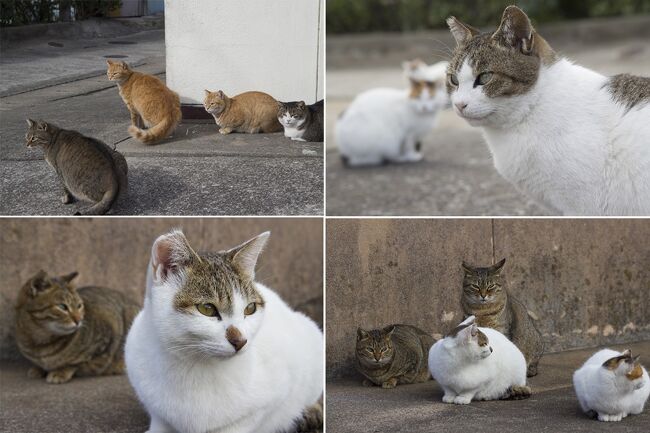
[447,322,472,338]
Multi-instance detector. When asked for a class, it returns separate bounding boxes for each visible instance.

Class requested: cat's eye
[449,74,459,86]
[77,303,83,309]
[244,302,256,316]
[475,72,493,86]
[58,304,68,311]
[196,303,221,319]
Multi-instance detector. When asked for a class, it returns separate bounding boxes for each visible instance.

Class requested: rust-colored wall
[0,218,323,360]
[326,219,650,379]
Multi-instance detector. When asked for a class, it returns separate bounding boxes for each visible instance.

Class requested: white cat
[446,6,650,215]
[428,316,530,404]
[336,59,449,167]
[125,229,323,433]
[573,348,649,422]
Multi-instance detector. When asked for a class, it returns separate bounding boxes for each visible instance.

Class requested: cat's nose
[226,326,247,352]
[489,347,493,353]
[455,102,468,113]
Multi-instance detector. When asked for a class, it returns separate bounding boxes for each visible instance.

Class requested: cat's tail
[295,399,323,433]
[128,112,180,144]
[74,180,119,216]
[501,385,532,400]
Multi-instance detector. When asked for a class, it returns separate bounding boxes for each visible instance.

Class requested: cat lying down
[336,59,449,167]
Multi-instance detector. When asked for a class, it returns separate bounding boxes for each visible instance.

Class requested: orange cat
[203,90,283,134]
[107,60,181,144]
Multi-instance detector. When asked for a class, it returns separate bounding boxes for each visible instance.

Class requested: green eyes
[197,302,258,318]
[58,304,68,311]
[476,72,493,86]
[449,73,459,86]
[197,303,220,319]
[244,302,257,316]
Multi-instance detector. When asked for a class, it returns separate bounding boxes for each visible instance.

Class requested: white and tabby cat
[573,348,649,422]
[428,316,531,404]
[446,6,650,215]
[336,59,449,167]
[125,229,323,433]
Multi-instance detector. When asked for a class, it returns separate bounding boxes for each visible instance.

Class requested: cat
[573,349,649,422]
[446,6,650,215]
[125,229,323,433]
[277,99,324,142]
[428,316,531,404]
[356,324,434,389]
[203,89,283,134]
[461,258,543,377]
[107,59,181,144]
[24,119,128,215]
[14,270,140,384]
[336,59,449,167]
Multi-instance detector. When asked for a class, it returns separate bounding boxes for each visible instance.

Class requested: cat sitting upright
[25,119,128,215]
[125,229,323,433]
[428,316,531,404]
[336,59,449,167]
[446,6,650,215]
[461,258,543,377]
[573,349,649,422]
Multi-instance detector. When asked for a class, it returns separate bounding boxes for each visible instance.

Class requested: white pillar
[164,0,323,106]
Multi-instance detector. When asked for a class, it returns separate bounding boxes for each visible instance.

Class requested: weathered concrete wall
[0,218,322,360]
[326,219,650,379]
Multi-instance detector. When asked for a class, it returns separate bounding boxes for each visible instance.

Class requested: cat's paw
[46,369,75,384]
[526,363,539,377]
[381,378,397,389]
[61,193,74,204]
[219,128,232,135]
[27,366,46,379]
[453,396,472,405]
[598,413,623,422]
[442,394,456,404]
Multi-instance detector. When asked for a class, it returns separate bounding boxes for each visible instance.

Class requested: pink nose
[455,102,468,112]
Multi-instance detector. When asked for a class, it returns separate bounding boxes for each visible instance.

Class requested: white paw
[598,413,623,422]
[453,396,472,405]
[442,394,456,404]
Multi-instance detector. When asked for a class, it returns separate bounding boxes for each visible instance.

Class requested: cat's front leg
[61,186,75,204]
[452,394,474,405]
[27,365,46,379]
[393,135,423,163]
[381,377,398,389]
[219,126,233,135]
[45,366,77,384]
[292,137,306,142]
[146,414,176,433]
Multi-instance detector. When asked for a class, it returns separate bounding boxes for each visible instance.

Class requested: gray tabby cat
[277,99,324,142]
[356,324,434,388]
[461,258,544,377]
[24,119,128,215]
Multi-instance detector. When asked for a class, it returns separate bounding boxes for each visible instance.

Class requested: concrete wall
[326,219,650,379]
[165,0,324,105]
[0,218,322,360]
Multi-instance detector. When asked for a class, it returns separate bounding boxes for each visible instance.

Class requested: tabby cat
[461,258,544,376]
[15,270,140,384]
[356,324,434,388]
[25,119,128,215]
[203,89,283,134]
[107,59,181,144]
[277,99,324,142]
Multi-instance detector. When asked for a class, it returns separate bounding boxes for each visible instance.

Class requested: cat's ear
[383,325,396,337]
[461,261,476,275]
[622,349,632,357]
[217,90,225,98]
[60,271,78,283]
[151,229,199,284]
[297,101,306,109]
[492,5,534,54]
[106,59,114,66]
[29,270,49,296]
[36,120,48,131]
[228,231,270,280]
[119,61,129,69]
[204,89,211,96]
[402,58,425,73]
[446,16,479,45]
[357,327,369,341]
[488,258,506,275]
[26,118,36,128]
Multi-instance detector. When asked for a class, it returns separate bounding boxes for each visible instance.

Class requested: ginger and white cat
[125,230,323,433]
[446,6,650,215]
[573,348,649,422]
[428,316,531,404]
[336,59,449,167]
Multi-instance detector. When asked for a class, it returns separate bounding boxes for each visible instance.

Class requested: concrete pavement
[0,28,323,216]
[326,340,650,433]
